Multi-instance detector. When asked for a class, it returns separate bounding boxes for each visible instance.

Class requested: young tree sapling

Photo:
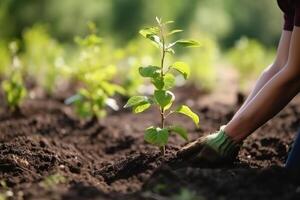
[124,17,200,155]
[65,22,124,119]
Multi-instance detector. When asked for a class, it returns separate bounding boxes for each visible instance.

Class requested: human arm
[225,27,300,141]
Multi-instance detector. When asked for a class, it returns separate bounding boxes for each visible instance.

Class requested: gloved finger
[177,137,206,159]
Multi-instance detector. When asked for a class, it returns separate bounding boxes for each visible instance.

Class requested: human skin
[232,30,292,120]
[225,27,300,142]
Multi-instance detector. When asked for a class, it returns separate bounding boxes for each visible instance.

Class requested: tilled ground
[0,88,300,200]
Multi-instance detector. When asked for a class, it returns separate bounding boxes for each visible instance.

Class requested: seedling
[65,23,124,118]
[124,17,200,155]
[1,42,27,113]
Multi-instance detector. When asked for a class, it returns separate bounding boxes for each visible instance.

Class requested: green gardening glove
[177,126,241,166]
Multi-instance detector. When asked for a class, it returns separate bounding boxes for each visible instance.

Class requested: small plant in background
[65,22,124,119]
[22,25,64,94]
[124,17,200,155]
[1,41,27,113]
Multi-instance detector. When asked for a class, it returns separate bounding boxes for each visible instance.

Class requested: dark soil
[0,87,300,200]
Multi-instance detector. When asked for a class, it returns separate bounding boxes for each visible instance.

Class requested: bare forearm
[233,65,279,119]
[233,31,292,119]
[225,67,300,141]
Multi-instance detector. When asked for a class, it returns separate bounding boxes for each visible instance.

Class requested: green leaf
[151,35,162,47]
[139,27,159,38]
[101,81,125,96]
[169,39,200,48]
[166,48,175,54]
[176,105,199,127]
[155,16,162,24]
[139,27,162,48]
[75,101,93,118]
[65,94,83,105]
[133,101,151,113]
[171,62,190,79]
[124,96,149,108]
[163,73,175,90]
[169,125,188,141]
[154,90,174,108]
[151,75,164,90]
[144,127,169,147]
[139,66,160,78]
[163,20,174,25]
[167,29,183,36]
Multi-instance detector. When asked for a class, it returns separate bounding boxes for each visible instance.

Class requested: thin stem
[160,106,166,155]
[159,22,166,156]
[161,107,165,128]
[160,33,166,76]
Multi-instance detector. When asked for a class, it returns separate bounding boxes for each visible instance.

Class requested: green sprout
[124,17,200,155]
[1,41,27,113]
[65,22,124,119]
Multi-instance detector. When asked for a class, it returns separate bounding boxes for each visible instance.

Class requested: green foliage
[176,105,199,127]
[0,0,281,48]
[0,42,10,76]
[124,96,152,113]
[124,18,200,155]
[65,23,124,118]
[144,127,169,147]
[0,0,281,99]
[2,72,27,112]
[171,62,190,79]
[39,173,66,189]
[182,33,219,91]
[227,37,274,89]
[169,125,188,141]
[22,25,65,93]
[224,0,281,47]
[1,42,27,112]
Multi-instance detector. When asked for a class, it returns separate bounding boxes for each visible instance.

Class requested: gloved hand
[177,126,241,166]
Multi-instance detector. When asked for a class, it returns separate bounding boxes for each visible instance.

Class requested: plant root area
[0,87,300,200]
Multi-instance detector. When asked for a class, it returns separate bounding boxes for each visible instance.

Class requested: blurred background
[0,0,284,109]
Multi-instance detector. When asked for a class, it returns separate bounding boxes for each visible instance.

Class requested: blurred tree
[0,0,48,40]
[45,0,112,41]
[0,0,282,48]
[223,0,282,48]
[110,0,146,43]
[192,0,232,41]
